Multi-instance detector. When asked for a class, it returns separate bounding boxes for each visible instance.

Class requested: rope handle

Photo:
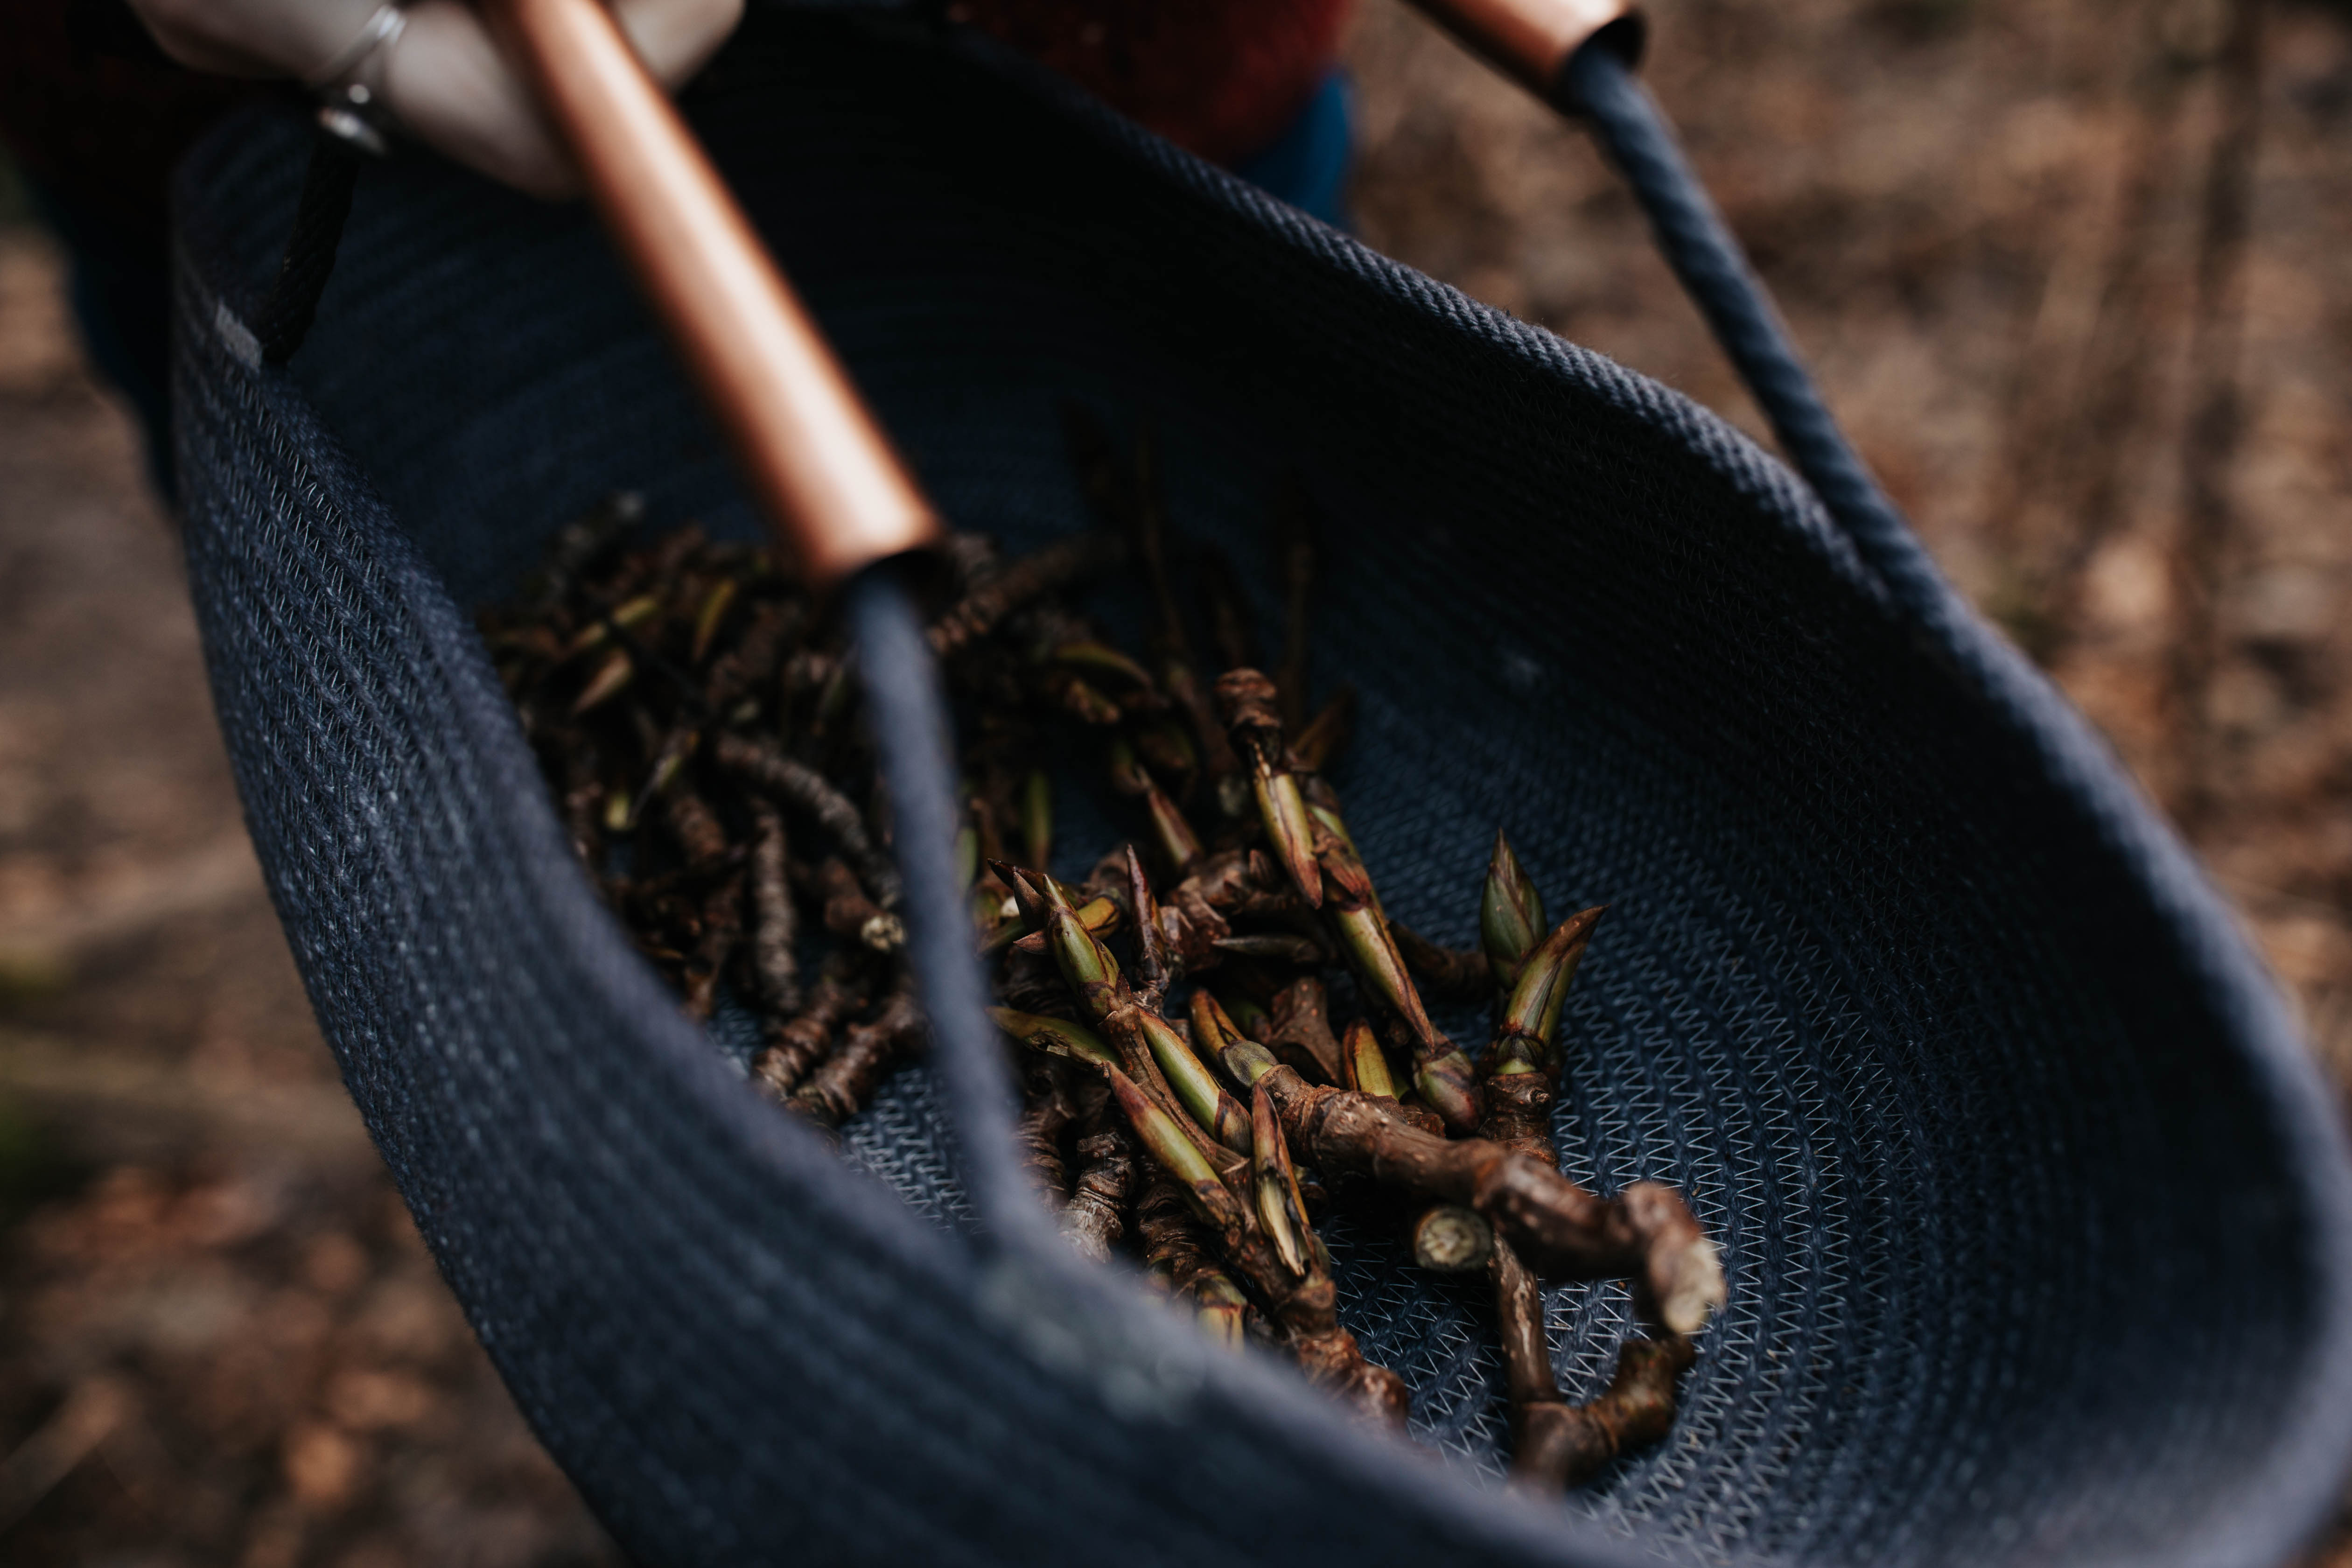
[1555,43,1942,614]
[1406,0,1944,616]
[252,133,364,365]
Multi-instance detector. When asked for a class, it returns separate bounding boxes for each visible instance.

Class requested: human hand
[126,0,744,196]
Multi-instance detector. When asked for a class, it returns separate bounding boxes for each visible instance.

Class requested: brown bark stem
[1060,1118,1139,1263]
[928,530,1123,659]
[1493,1235,1696,1491]
[792,982,925,1130]
[809,856,904,954]
[1251,1064,1723,1334]
[679,872,743,1021]
[713,731,902,910]
[1391,922,1491,1002]
[1017,1054,1077,1202]
[752,954,867,1099]
[748,799,802,1015]
[1267,975,1346,1084]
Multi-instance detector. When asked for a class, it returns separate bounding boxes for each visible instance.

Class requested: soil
[2,0,2349,1559]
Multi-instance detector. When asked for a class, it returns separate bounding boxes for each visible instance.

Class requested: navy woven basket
[170,11,2352,1567]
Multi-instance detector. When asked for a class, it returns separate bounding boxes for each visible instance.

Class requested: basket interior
[173,15,2341,1567]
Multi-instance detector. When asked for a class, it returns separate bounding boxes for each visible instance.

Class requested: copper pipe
[1408,0,1642,95]
[483,0,940,591]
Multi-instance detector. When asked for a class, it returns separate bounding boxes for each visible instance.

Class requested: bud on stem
[1253,1085,1309,1278]
[1341,1019,1400,1100]
[1493,906,1604,1077]
[1481,831,1546,994]
[1141,1011,1252,1156]
[1218,669,1325,909]
[1107,1065,1238,1229]
[1020,769,1053,872]
[987,1007,1119,1071]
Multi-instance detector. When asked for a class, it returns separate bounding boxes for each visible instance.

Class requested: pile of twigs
[478,410,1723,1491]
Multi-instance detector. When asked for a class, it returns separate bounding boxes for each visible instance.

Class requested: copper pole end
[1409,0,1644,96]
[485,0,942,593]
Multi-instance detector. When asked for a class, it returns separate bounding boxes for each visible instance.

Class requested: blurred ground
[1347,0,2352,1079]
[0,230,623,1562]
[0,0,2348,1560]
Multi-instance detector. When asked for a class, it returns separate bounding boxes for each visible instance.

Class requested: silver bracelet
[308,3,409,156]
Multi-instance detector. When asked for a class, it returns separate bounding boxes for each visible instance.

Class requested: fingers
[383,0,580,198]
[127,0,386,77]
[130,0,747,199]
[385,0,744,199]
[612,0,744,86]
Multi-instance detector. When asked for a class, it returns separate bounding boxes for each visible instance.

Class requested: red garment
[951,0,1352,166]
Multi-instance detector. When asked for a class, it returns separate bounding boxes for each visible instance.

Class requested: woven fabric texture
[169,12,2352,1567]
